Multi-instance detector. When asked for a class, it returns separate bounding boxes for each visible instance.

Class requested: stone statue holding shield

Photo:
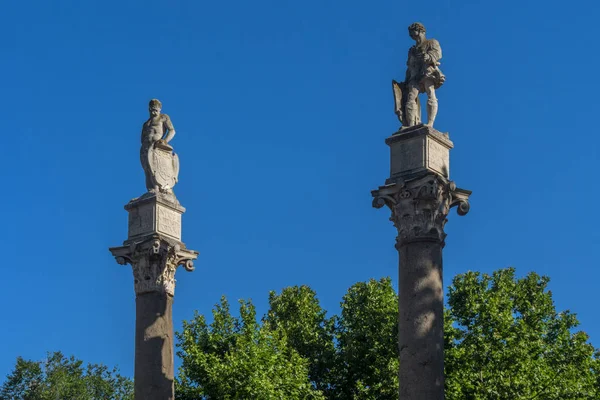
[393,22,445,129]
[140,99,180,194]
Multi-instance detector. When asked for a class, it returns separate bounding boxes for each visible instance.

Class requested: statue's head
[149,99,162,117]
[408,22,426,40]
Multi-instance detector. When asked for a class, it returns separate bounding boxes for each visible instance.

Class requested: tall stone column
[372,125,470,399]
[110,193,198,400]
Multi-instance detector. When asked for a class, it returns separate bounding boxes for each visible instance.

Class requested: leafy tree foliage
[12,269,588,399]
[264,285,336,394]
[176,269,599,399]
[445,268,599,399]
[332,278,398,400]
[176,296,324,399]
[0,351,132,400]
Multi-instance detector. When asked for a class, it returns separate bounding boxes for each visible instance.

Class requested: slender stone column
[110,193,198,400]
[372,125,470,399]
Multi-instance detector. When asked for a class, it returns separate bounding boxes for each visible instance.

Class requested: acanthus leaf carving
[372,175,471,248]
[109,236,199,296]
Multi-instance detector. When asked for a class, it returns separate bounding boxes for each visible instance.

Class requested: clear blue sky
[1,0,599,380]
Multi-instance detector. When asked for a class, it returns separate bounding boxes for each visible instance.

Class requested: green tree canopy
[0,351,132,400]
[14,269,593,399]
[176,268,599,399]
[263,280,398,399]
[445,268,599,399]
[175,296,324,399]
[332,278,399,400]
[264,285,336,394]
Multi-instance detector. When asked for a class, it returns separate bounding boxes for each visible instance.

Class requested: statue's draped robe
[406,39,445,92]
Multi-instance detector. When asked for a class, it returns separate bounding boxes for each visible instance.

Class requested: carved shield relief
[148,142,179,191]
[392,80,404,121]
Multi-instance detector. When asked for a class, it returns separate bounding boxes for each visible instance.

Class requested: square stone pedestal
[125,193,184,243]
[386,124,453,181]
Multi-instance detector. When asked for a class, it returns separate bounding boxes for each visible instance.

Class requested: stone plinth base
[386,124,453,181]
[126,192,184,243]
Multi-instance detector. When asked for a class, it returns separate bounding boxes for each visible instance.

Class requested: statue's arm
[425,39,442,64]
[163,115,176,143]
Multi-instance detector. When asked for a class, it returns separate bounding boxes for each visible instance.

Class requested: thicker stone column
[110,194,198,400]
[135,291,174,399]
[397,239,443,399]
[372,125,470,400]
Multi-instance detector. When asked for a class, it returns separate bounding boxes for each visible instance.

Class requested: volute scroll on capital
[372,175,471,247]
[110,236,198,296]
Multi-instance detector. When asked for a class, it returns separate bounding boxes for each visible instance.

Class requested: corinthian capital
[109,236,198,296]
[372,175,470,247]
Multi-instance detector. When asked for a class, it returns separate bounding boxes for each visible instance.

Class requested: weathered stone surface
[372,129,470,400]
[110,99,198,400]
[134,292,175,400]
[126,193,184,241]
[393,23,445,128]
[110,192,198,297]
[140,99,180,194]
[373,174,470,247]
[386,125,452,180]
[373,128,470,247]
[398,241,444,400]
[110,201,197,399]
[110,235,197,297]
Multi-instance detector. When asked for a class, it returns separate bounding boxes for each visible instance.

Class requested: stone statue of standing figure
[140,99,180,195]
[393,22,445,129]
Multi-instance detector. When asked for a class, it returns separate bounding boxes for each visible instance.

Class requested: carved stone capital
[109,236,198,296]
[372,175,470,247]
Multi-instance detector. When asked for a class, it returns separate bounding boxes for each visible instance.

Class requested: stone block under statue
[386,124,452,182]
[126,192,184,243]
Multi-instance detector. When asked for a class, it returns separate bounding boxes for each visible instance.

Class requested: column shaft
[135,292,175,400]
[398,241,444,399]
